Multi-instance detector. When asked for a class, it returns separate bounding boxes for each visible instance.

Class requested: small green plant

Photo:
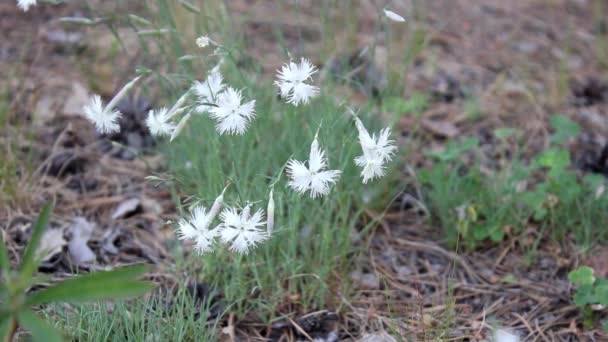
[420,115,608,249]
[0,205,154,341]
[568,266,608,331]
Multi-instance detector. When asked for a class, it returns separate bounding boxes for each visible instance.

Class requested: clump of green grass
[165,80,400,317]
[45,288,216,341]
[140,0,402,319]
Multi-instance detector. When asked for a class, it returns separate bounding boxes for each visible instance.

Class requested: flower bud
[266,189,275,235]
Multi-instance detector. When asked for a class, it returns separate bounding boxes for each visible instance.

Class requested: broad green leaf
[573,284,596,306]
[536,148,570,170]
[472,224,489,240]
[494,127,517,139]
[489,225,505,242]
[20,204,52,280]
[26,264,153,306]
[521,188,548,220]
[583,174,605,189]
[550,115,580,145]
[27,280,153,306]
[568,266,596,286]
[0,233,9,274]
[595,283,608,306]
[0,314,14,342]
[17,310,63,342]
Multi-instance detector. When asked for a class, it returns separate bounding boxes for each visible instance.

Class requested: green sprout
[0,204,154,341]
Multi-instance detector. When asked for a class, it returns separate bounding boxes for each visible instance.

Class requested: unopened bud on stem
[267,188,275,235]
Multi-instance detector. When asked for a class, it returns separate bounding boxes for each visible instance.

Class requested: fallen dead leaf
[349,271,380,289]
[36,228,66,262]
[68,217,96,265]
[62,82,90,116]
[359,332,398,342]
[111,198,141,219]
[422,118,460,138]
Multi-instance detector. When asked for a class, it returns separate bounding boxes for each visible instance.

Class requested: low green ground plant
[568,266,608,331]
[420,115,608,250]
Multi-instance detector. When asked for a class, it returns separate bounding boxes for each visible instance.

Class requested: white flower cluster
[17,0,36,11]
[77,37,398,255]
[177,186,272,255]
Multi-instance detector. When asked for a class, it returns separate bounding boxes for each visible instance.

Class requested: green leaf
[384,92,429,115]
[26,264,153,306]
[493,127,517,140]
[603,321,608,333]
[472,224,489,240]
[550,115,580,145]
[521,188,548,220]
[583,173,606,194]
[0,232,9,274]
[20,204,52,280]
[427,138,479,162]
[595,283,608,306]
[536,148,570,170]
[573,284,596,306]
[0,314,14,342]
[489,225,505,242]
[17,310,63,342]
[568,266,596,286]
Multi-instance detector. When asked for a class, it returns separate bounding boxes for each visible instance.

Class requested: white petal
[17,0,37,11]
[146,108,175,137]
[287,159,312,193]
[177,219,197,240]
[196,35,210,48]
[275,58,319,106]
[308,135,327,172]
[384,9,406,22]
[83,95,122,134]
[309,169,341,198]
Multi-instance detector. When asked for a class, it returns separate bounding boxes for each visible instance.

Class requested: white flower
[195,35,210,48]
[353,117,397,183]
[384,9,406,22]
[355,152,386,184]
[193,69,225,113]
[218,205,268,254]
[83,95,122,134]
[146,107,175,136]
[209,87,256,135]
[177,206,218,254]
[274,58,319,106]
[287,133,341,198]
[17,0,37,11]
[82,76,142,134]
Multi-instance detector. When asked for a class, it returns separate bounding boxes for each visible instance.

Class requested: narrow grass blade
[20,204,51,280]
[0,232,10,272]
[178,0,200,13]
[17,310,63,342]
[26,264,153,306]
